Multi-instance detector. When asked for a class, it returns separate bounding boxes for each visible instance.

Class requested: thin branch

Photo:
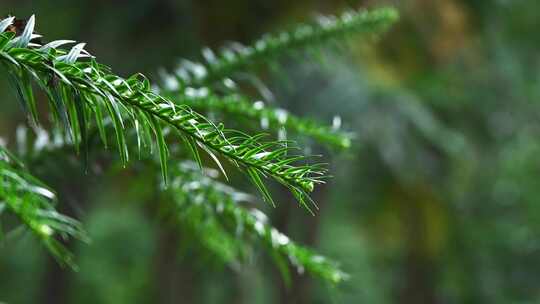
[173,7,399,88]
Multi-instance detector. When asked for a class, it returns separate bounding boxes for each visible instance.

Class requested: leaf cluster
[0,7,398,284]
[165,161,347,284]
[0,145,88,269]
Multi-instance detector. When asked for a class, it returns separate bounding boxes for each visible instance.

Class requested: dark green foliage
[0,145,88,269]
[165,162,347,284]
[0,7,398,286]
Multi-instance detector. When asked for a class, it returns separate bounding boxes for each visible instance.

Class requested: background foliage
[1,0,539,303]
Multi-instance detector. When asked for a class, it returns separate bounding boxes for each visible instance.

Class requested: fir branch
[0,145,88,269]
[12,128,345,284]
[174,7,398,88]
[162,90,352,149]
[166,162,347,284]
[0,16,325,210]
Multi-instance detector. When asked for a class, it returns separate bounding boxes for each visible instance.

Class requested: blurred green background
[1,0,540,303]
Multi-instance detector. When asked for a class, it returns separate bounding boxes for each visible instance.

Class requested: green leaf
[73,90,88,170]
[247,167,275,207]
[148,114,169,186]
